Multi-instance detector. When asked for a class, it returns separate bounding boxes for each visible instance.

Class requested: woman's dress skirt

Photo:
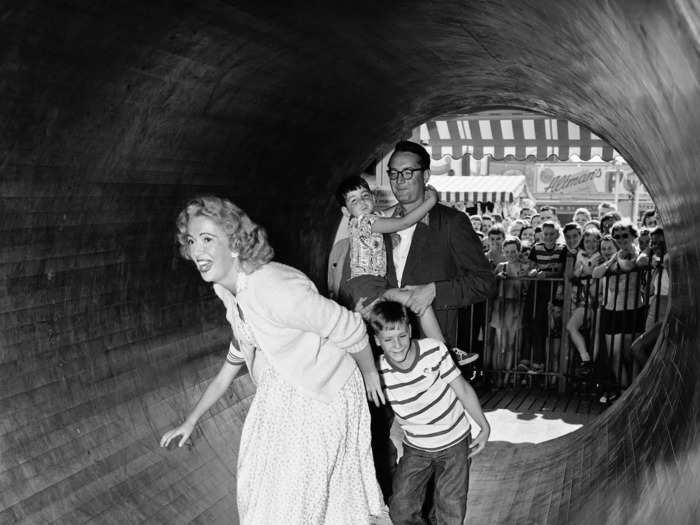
[237,365,383,524]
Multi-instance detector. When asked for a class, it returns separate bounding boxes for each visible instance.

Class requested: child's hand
[528,268,539,278]
[354,297,373,320]
[362,370,385,407]
[425,185,439,204]
[469,425,490,458]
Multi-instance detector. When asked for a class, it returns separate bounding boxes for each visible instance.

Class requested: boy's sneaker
[528,362,545,374]
[517,359,531,372]
[452,348,478,365]
[575,361,593,378]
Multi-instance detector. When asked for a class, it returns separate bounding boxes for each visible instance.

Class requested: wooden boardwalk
[479,385,606,418]
[467,386,607,525]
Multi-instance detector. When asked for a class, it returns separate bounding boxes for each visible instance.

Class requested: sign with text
[534,163,643,195]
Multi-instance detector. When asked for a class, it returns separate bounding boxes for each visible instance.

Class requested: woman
[160,196,384,524]
[592,220,645,394]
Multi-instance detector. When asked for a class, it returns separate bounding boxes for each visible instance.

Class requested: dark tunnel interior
[2,1,700,523]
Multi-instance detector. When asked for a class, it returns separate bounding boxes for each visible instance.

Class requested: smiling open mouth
[197,260,213,273]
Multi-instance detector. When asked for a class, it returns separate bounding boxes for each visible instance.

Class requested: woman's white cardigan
[213,262,369,403]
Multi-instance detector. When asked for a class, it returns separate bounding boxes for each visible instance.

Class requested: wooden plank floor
[467,386,608,525]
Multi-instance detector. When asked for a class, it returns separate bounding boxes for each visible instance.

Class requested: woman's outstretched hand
[363,370,385,407]
[160,421,195,449]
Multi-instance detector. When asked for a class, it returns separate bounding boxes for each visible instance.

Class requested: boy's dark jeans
[389,436,471,525]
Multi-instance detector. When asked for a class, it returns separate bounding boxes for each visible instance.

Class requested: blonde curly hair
[175,196,274,273]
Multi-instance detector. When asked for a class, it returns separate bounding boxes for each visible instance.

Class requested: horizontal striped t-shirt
[379,338,470,452]
[528,242,565,274]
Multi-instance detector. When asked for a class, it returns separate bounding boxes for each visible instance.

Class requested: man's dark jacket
[383,203,496,342]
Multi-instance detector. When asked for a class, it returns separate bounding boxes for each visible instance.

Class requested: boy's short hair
[611,218,639,238]
[487,224,506,237]
[369,301,410,334]
[562,222,582,235]
[541,220,559,232]
[335,175,370,207]
[601,211,622,224]
[502,236,522,251]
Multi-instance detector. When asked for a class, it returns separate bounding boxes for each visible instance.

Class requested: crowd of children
[468,203,668,403]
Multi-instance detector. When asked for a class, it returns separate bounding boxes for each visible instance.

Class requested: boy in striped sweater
[370,301,490,525]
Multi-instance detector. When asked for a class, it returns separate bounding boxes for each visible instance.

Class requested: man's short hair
[392,140,431,170]
[369,301,410,334]
[335,175,370,207]
[539,205,557,216]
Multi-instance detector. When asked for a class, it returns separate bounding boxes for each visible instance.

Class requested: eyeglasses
[612,233,630,240]
[386,167,423,181]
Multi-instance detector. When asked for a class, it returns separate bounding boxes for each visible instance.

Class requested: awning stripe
[430,175,527,203]
[424,117,620,161]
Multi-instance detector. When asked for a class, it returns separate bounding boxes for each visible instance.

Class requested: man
[381,140,495,515]
[382,140,496,352]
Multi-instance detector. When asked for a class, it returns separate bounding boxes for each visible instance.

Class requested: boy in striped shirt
[370,301,490,525]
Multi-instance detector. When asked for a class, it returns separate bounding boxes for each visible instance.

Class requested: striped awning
[418,112,621,162]
[429,175,529,203]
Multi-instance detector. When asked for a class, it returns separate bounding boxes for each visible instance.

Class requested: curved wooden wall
[1,1,699,523]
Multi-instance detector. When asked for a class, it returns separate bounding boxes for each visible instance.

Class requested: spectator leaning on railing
[592,219,644,400]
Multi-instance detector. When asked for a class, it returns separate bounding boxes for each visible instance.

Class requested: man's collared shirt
[390,203,430,287]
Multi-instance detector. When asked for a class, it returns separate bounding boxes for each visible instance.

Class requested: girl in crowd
[593,220,644,397]
[566,228,603,376]
[491,237,532,386]
[519,225,536,256]
[160,196,384,524]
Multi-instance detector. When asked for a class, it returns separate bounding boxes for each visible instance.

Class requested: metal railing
[450,264,668,393]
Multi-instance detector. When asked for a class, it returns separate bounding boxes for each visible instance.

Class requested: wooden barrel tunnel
[1,1,700,523]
